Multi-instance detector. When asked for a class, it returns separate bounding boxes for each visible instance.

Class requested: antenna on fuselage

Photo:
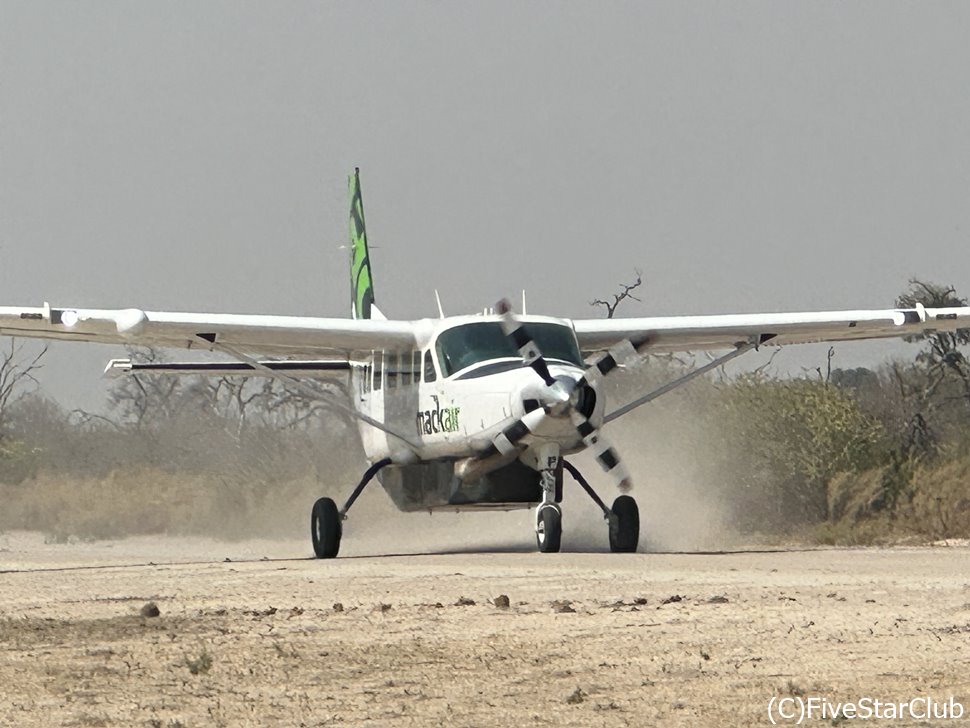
[521,290,527,315]
[434,289,445,318]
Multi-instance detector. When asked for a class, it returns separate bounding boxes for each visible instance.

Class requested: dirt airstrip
[2,531,970,727]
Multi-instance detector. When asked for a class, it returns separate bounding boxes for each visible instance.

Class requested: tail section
[348,168,378,319]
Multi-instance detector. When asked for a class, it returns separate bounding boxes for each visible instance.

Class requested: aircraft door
[359,350,389,460]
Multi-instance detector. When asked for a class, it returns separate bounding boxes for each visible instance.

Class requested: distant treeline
[0,279,968,545]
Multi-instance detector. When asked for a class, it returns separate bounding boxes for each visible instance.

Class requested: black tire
[536,505,562,553]
[609,495,639,553]
[311,497,342,559]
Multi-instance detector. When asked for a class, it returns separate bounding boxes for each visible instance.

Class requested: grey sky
[2,2,969,411]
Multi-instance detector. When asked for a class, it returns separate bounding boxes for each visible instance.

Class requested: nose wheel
[533,444,564,553]
[536,504,562,553]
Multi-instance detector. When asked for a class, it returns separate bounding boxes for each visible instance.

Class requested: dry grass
[816,456,970,545]
[3,452,969,547]
[0,468,326,542]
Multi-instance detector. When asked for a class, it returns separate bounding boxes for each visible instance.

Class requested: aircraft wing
[0,304,418,357]
[573,305,970,354]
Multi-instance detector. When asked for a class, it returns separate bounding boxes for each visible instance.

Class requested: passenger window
[386,352,398,389]
[413,351,422,384]
[373,351,382,391]
[400,351,411,387]
[423,350,437,382]
[362,364,371,394]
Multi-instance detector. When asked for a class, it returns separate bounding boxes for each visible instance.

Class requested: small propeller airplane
[2,169,969,557]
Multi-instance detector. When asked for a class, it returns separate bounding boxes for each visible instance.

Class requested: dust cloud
[1,369,745,556]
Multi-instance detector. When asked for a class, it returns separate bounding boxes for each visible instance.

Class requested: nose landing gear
[533,444,564,553]
[536,503,563,553]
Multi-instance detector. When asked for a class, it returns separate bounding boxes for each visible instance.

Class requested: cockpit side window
[423,350,437,382]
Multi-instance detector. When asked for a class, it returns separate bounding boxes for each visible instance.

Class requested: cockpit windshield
[435,321,583,377]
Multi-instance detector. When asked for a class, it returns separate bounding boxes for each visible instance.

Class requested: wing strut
[602,336,771,424]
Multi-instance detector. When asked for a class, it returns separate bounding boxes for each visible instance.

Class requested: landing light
[60,310,79,327]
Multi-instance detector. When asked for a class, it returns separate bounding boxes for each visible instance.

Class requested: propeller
[497,299,556,387]
[481,299,636,491]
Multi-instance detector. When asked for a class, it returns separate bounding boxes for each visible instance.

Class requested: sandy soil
[2,531,970,727]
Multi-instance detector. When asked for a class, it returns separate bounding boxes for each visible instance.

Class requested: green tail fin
[348,168,376,320]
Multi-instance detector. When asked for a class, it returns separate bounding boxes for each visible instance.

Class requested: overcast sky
[2,2,969,411]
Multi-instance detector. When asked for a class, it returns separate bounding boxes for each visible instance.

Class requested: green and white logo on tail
[349,168,377,320]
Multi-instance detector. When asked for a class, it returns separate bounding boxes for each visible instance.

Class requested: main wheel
[609,495,639,553]
[536,505,562,553]
[311,497,342,558]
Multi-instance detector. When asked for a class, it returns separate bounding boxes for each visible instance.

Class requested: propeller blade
[571,411,632,492]
[564,340,638,417]
[497,299,556,387]
[480,406,547,458]
[577,339,637,386]
[489,302,636,491]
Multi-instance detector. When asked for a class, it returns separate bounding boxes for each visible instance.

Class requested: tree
[106,348,186,427]
[591,270,643,318]
[896,279,970,398]
[717,374,884,527]
[0,340,47,437]
[105,347,353,436]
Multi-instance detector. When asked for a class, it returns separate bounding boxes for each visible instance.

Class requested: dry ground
[2,531,970,727]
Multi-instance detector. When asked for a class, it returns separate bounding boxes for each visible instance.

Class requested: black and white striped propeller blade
[497,298,556,387]
[488,300,637,491]
[571,410,632,491]
[478,406,547,459]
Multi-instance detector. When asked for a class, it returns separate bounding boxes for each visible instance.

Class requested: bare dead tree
[67,408,123,431]
[255,377,355,432]
[103,346,355,438]
[190,375,352,437]
[0,340,48,435]
[193,376,266,439]
[807,346,837,383]
[106,348,186,427]
[590,270,643,318]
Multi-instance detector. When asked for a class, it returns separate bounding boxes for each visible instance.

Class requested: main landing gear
[311,457,392,559]
[311,455,639,557]
[310,497,341,559]
[560,459,640,553]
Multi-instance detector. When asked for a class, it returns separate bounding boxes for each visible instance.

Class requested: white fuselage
[347,314,605,467]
